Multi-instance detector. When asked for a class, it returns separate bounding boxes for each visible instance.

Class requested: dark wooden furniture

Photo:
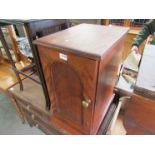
[34,24,129,134]
[124,45,155,134]
[7,74,118,135]
[0,20,68,110]
[8,75,65,135]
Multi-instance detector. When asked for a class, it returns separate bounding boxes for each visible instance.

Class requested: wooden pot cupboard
[33,24,129,134]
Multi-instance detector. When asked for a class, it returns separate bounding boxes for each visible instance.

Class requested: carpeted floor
[0,91,44,135]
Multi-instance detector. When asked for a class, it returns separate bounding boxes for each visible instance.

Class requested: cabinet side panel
[92,38,123,134]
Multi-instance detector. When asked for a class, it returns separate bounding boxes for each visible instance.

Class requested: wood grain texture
[124,94,155,135]
[8,75,65,135]
[8,75,46,110]
[91,37,123,134]
[51,62,84,124]
[34,24,129,60]
[0,61,31,91]
[37,46,98,134]
[35,24,128,134]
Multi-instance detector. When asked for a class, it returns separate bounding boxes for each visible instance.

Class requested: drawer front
[16,98,51,124]
[22,107,63,135]
[38,46,99,134]
[25,114,60,135]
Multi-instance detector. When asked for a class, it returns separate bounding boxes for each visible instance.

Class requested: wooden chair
[0,25,40,91]
[0,20,68,110]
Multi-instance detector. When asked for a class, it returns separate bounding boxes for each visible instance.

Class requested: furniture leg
[0,26,24,91]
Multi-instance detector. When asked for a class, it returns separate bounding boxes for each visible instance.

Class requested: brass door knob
[82,99,91,108]
[27,105,30,110]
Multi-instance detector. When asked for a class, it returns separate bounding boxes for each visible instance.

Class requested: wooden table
[124,44,155,134]
[0,19,68,109]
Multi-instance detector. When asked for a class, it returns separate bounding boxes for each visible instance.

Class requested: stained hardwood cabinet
[34,24,129,134]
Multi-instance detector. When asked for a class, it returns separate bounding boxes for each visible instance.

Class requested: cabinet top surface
[34,24,129,59]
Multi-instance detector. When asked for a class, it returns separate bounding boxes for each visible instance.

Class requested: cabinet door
[38,46,98,134]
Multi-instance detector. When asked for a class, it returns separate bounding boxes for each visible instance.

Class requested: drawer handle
[35,124,39,128]
[27,105,30,110]
[31,114,35,120]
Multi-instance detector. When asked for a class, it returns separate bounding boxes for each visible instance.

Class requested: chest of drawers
[8,75,65,135]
